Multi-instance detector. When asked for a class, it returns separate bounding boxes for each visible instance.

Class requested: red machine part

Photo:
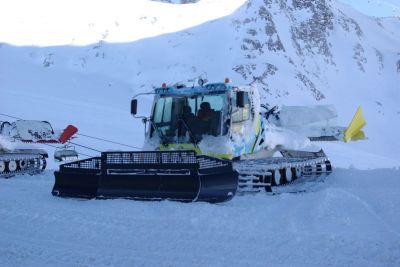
[58,125,78,144]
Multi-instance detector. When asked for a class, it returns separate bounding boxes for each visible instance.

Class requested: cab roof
[154,83,234,96]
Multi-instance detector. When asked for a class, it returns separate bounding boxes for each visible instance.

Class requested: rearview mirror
[236,91,245,108]
[131,99,138,115]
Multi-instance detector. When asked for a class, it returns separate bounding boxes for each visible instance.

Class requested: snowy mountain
[1,0,399,166]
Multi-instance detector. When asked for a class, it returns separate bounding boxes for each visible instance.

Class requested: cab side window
[232,92,250,123]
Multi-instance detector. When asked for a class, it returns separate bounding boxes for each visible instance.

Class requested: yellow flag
[344,106,367,142]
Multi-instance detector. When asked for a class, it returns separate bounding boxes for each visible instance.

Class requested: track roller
[37,158,47,170]
[272,169,282,186]
[8,160,17,172]
[284,168,294,183]
[293,167,302,180]
[272,167,296,185]
[19,159,28,169]
[0,161,5,172]
[325,160,332,172]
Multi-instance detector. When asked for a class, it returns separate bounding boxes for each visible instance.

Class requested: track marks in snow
[327,187,400,238]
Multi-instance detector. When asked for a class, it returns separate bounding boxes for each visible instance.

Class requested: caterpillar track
[234,150,332,194]
[0,150,48,178]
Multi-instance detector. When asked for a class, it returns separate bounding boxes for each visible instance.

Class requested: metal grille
[106,152,158,164]
[161,151,196,164]
[198,156,229,169]
[63,157,101,170]
[105,151,197,165]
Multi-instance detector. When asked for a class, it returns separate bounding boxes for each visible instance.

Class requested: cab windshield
[151,93,228,143]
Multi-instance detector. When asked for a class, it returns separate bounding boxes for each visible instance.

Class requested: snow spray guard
[52,150,238,203]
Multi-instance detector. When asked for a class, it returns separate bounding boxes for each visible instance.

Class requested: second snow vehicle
[53,79,366,203]
[0,120,78,178]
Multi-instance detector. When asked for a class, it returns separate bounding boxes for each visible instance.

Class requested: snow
[279,105,338,127]
[198,135,232,155]
[9,120,58,141]
[0,169,399,266]
[339,0,400,17]
[0,135,17,151]
[1,0,400,265]
[264,124,319,152]
[0,0,246,46]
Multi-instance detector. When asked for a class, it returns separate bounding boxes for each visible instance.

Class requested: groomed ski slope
[0,168,399,266]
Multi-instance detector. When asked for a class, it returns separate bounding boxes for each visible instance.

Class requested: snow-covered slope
[1,169,399,266]
[1,0,399,167]
[340,0,400,17]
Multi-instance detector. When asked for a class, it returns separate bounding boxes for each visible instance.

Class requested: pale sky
[340,0,400,17]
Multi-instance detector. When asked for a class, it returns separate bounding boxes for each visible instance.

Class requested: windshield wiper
[177,117,198,147]
[149,120,169,146]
